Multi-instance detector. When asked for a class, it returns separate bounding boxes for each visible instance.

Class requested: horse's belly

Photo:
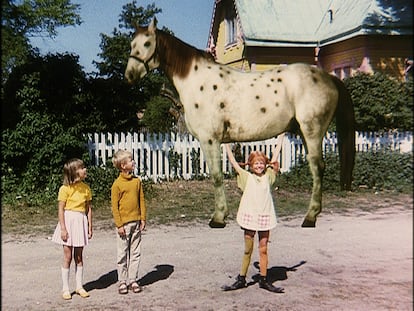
[225,117,287,142]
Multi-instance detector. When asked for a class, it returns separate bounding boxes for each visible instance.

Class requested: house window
[343,66,351,78]
[225,10,237,46]
[333,66,352,80]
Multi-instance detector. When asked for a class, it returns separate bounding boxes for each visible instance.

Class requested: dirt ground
[2,194,413,311]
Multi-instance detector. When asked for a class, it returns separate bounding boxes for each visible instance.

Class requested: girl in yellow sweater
[111,150,147,294]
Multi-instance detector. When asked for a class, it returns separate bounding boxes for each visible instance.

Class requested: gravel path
[2,202,412,311]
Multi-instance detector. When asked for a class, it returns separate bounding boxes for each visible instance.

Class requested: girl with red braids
[222,134,285,293]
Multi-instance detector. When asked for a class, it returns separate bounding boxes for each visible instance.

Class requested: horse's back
[279,63,339,119]
[181,60,339,143]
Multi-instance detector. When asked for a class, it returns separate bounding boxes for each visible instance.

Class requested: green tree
[2,53,86,130]
[1,0,81,85]
[80,76,145,132]
[94,1,176,133]
[1,71,87,203]
[142,95,176,133]
[94,1,161,79]
[343,72,413,131]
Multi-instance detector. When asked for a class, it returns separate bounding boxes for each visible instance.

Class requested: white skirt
[51,210,89,247]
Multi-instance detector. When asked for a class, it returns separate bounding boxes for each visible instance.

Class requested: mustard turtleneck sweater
[111,173,146,228]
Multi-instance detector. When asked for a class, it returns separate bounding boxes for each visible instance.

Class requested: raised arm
[269,133,286,173]
[271,133,285,163]
[224,144,244,175]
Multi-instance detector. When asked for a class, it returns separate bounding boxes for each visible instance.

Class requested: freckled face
[251,160,266,176]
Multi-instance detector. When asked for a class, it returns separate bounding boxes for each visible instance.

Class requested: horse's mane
[156,30,215,79]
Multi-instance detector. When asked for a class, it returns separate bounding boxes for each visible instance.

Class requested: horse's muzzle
[125,71,135,84]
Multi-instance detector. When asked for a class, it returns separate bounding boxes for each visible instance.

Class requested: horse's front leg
[302,147,325,228]
[200,140,228,228]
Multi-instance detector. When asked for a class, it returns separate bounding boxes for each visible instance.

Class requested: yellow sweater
[111,173,146,228]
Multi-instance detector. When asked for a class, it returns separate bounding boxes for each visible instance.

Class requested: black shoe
[221,275,246,291]
[258,276,284,293]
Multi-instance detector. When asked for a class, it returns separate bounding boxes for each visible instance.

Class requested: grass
[2,178,412,236]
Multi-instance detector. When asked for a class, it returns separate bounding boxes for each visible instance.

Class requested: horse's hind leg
[200,141,229,228]
[301,137,325,228]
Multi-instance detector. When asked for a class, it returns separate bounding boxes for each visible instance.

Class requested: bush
[1,113,88,206]
[343,73,413,131]
[85,163,119,203]
[352,150,412,192]
[1,68,89,206]
[278,150,413,193]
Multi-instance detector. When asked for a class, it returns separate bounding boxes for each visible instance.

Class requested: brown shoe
[129,282,142,293]
[118,282,128,294]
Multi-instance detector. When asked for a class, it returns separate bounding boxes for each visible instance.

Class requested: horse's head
[125,18,159,84]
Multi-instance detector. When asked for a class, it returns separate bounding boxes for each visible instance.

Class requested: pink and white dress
[236,168,277,231]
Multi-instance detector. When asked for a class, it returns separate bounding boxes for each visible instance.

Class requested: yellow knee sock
[240,237,254,276]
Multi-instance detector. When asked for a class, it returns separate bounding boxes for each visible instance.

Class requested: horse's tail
[331,75,355,191]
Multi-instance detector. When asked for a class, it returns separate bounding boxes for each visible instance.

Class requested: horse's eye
[144,41,151,48]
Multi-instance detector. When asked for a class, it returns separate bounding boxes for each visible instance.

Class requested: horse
[125,19,355,228]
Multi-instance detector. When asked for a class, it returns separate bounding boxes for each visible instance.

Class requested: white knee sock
[61,267,70,292]
[75,265,83,289]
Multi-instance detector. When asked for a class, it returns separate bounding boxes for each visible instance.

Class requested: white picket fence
[87,131,412,182]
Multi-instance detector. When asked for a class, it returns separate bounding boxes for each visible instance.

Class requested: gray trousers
[116,221,142,284]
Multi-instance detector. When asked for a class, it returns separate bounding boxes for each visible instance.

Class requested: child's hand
[61,228,68,242]
[88,228,93,239]
[117,226,126,238]
[140,220,146,231]
[270,161,280,174]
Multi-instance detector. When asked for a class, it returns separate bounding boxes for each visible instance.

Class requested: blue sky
[30,0,215,73]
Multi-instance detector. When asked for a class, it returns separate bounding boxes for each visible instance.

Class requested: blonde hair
[63,158,85,185]
[112,150,133,170]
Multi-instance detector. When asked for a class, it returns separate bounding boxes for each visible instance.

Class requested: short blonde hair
[63,158,85,185]
[112,150,133,170]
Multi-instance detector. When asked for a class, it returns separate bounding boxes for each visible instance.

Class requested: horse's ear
[148,17,157,33]
[132,21,139,31]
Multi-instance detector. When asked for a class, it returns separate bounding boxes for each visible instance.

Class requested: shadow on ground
[84,270,118,291]
[139,264,174,286]
[83,264,174,292]
[248,260,307,286]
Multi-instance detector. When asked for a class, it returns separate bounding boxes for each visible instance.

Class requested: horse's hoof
[209,219,226,228]
[301,218,316,228]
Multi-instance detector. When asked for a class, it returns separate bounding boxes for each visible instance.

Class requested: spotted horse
[125,19,355,228]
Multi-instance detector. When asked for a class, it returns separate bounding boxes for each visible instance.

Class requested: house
[207,0,413,80]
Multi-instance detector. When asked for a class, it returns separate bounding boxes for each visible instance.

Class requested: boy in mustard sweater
[111,150,146,294]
